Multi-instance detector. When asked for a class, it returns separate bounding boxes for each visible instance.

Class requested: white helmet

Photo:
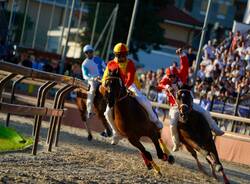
[83,44,94,53]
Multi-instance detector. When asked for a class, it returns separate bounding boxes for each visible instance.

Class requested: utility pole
[7,0,15,44]
[20,0,30,46]
[126,0,139,48]
[59,0,75,74]
[90,2,100,46]
[32,0,42,48]
[193,0,212,81]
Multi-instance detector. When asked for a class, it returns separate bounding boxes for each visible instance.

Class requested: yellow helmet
[113,43,129,54]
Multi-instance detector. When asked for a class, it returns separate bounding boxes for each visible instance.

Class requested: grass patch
[0,125,33,152]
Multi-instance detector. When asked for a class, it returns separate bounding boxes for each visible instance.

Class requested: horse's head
[103,62,126,107]
[176,85,193,122]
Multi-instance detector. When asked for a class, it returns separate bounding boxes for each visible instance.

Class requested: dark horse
[76,81,112,140]
[101,64,174,175]
[176,85,229,184]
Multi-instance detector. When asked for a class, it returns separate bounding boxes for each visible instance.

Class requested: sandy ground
[0,113,250,184]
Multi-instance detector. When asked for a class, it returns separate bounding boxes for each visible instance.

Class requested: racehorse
[101,63,174,175]
[176,85,230,184]
[75,82,112,140]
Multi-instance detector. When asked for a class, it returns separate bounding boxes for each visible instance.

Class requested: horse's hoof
[106,129,113,137]
[167,155,175,165]
[100,131,108,137]
[146,163,153,170]
[87,134,93,141]
[215,164,222,172]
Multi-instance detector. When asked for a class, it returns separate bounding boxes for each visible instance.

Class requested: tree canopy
[83,0,174,61]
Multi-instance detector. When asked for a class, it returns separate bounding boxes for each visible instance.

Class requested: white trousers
[128,84,159,123]
[104,105,120,137]
[86,80,99,117]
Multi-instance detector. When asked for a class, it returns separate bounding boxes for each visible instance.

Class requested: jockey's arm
[178,52,189,84]
[124,61,136,88]
[101,66,109,86]
[82,65,91,80]
[158,76,169,91]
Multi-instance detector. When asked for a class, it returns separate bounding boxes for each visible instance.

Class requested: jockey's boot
[111,134,122,145]
[209,119,224,136]
[211,125,224,136]
[170,125,180,152]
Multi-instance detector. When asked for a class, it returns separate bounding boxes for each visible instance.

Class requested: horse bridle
[177,89,193,112]
[105,76,128,102]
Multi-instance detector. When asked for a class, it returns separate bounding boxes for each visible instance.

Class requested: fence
[148,85,250,135]
[0,60,89,155]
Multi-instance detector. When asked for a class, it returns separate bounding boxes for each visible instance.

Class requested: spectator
[186,47,196,68]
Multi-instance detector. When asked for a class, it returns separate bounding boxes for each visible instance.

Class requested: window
[184,0,194,12]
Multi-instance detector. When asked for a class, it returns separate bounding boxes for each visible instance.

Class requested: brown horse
[101,65,174,175]
[76,82,112,140]
[176,85,230,184]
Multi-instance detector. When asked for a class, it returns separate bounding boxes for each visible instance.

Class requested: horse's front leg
[185,144,208,175]
[206,157,218,179]
[76,97,93,141]
[150,131,174,164]
[127,137,161,176]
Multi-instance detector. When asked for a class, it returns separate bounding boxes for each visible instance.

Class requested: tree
[83,0,174,60]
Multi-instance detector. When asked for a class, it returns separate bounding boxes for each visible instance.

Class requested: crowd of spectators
[193,30,250,104]
[139,30,250,108]
[137,30,250,135]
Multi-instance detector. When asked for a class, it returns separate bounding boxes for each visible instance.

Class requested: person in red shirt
[101,43,163,145]
[158,48,224,152]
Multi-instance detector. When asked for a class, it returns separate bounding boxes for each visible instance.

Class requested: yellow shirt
[102,58,141,89]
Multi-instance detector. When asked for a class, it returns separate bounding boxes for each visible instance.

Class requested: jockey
[101,43,163,145]
[158,48,224,152]
[82,44,106,119]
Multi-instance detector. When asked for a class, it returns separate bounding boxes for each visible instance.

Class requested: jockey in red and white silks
[158,48,224,152]
[101,43,163,145]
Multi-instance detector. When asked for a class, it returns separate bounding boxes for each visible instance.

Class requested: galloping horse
[176,85,229,184]
[76,82,112,140]
[101,64,174,175]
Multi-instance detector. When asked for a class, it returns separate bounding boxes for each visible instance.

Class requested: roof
[158,5,202,27]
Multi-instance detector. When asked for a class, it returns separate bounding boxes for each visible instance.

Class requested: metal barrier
[0,60,89,155]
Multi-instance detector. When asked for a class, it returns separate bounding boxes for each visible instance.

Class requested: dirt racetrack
[0,114,250,184]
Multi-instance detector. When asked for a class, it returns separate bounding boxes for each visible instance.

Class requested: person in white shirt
[81,44,106,119]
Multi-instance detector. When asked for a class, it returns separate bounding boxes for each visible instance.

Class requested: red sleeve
[178,53,189,84]
[158,75,170,91]
[124,60,136,87]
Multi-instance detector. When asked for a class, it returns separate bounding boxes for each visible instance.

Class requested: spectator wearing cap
[81,44,106,119]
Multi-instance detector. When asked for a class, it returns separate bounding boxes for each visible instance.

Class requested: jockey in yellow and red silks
[101,43,163,145]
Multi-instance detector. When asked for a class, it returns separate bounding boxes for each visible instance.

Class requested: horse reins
[166,88,193,111]
[105,76,129,102]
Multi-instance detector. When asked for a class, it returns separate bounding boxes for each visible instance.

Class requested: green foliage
[83,0,174,60]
